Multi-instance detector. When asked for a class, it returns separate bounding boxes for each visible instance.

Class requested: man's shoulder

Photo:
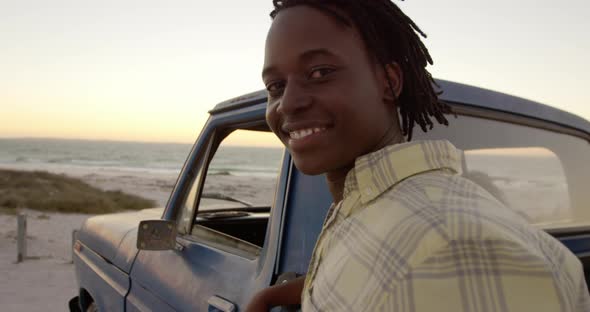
[370,169,575,264]
[383,169,518,215]
[376,169,513,221]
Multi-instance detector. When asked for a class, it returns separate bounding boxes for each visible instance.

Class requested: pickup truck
[70,79,590,312]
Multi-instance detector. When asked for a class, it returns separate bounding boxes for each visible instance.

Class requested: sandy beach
[0,209,90,312]
[0,162,276,311]
[0,162,176,312]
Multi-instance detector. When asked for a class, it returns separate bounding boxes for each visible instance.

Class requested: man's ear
[382,63,403,102]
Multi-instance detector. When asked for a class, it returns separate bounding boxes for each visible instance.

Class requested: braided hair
[270,0,451,140]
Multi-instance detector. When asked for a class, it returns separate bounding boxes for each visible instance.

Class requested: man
[247,0,590,311]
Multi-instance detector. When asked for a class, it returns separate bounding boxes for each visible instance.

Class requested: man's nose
[277,80,311,115]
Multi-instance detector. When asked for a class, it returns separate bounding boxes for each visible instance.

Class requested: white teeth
[289,127,326,140]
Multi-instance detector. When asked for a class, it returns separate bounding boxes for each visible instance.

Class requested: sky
[1,0,589,144]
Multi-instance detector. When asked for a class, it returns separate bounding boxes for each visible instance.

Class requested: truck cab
[71,80,590,311]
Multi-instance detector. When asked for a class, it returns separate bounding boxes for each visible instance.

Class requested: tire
[86,302,98,312]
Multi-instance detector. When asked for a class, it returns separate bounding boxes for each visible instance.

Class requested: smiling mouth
[289,127,327,140]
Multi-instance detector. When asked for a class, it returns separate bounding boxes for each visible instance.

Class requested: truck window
[181,127,283,254]
[414,114,590,231]
[463,147,570,225]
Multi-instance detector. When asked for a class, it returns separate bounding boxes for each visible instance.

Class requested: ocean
[0,138,573,224]
[0,138,566,182]
[0,138,284,177]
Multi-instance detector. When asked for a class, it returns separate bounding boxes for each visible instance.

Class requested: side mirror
[137,220,177,250]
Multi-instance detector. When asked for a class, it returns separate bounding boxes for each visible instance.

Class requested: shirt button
[364,187,373,195]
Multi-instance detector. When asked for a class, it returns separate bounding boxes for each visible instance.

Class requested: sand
[0,209,89,312]
[0,163,276,311]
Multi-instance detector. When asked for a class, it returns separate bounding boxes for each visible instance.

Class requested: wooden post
[17,213,27,263]
[71,229,78,263]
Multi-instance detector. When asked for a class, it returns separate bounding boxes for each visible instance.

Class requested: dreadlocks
[270,0,451,140]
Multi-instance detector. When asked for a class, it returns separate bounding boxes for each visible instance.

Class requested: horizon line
[0,136,284,148]
[0,136,194,145]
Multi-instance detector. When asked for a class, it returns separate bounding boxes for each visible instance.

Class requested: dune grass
[0,169,157,214]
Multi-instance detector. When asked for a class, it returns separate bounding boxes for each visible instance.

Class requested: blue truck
[70,80,590,311]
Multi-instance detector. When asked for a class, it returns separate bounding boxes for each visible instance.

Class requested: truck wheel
[86,302,98,312]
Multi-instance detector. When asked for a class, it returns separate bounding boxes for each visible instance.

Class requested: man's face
[263,6,398,175]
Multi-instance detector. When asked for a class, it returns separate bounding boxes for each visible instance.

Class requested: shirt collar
[343,140,463,204]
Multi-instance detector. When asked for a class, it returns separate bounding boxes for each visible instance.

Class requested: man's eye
[266,81,285,95]
[309,67,334,79]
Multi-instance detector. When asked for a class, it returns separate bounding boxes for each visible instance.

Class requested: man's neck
[325,166,353,203]
[325,129,404,203]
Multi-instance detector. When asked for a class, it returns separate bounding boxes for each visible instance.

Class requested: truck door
[275,168,332,278]
[126,122,288,311]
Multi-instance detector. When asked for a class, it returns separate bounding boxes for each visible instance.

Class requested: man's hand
[244,288,272,312]
[244,275,305,312]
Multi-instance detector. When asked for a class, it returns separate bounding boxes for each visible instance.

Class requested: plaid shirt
[301,140,590,311]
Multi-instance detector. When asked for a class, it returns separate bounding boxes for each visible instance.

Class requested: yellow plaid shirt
[301,140,590,311]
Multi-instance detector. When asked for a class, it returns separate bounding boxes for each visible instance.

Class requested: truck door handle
[207,295,236,312]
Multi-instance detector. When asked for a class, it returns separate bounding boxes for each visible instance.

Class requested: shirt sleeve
[386,237,589,312]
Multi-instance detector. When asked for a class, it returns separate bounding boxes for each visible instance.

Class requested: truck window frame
[177,120,283,259]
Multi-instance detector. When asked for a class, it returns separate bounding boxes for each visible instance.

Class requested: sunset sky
[1,0,589,144]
